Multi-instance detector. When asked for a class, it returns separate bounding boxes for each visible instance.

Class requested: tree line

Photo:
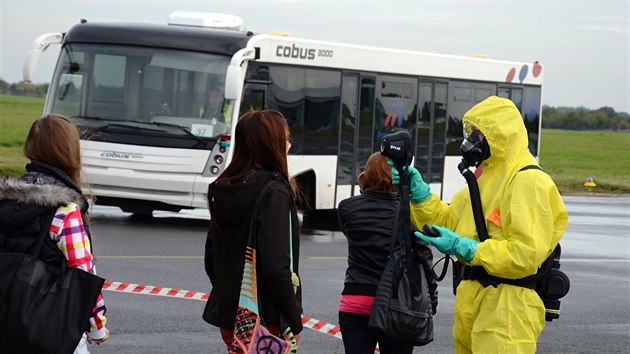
[0,78,49,97]
[542,106,629,131]
[1,77,627,131]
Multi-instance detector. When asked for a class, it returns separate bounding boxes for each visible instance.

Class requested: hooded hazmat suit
[410,96,568,353]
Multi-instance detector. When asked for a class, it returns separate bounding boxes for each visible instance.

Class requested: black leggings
[338,311,414,354]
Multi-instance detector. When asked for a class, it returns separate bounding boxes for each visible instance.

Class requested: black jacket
[338,189,438,313]
[203,170,303,334]
[0,161,89,268]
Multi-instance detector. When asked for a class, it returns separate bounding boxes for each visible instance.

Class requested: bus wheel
[293,171,315,211]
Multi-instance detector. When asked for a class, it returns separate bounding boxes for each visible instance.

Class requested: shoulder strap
[468,165,559,289]
[243,179,296,326]
[519,165,543,172]
[396,169,422,297]
[289,212,294,272]
[507,164,544,188]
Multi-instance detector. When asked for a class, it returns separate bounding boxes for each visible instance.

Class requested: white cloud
[577,25,627,34]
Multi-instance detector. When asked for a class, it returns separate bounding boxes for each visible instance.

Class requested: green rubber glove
[415,225,478,263]
[388,160,431,203]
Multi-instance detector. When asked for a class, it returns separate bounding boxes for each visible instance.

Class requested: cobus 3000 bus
[24,11,543,215]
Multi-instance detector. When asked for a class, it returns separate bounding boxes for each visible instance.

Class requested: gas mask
[460,122,491,168]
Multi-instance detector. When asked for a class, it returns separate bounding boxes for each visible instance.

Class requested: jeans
[338,311,414,354]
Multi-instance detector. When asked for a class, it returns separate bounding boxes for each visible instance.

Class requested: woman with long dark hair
[202,110,303,351]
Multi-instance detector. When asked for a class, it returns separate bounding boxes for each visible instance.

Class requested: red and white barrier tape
[300,315,342,340]
[103,280,209,301]
[102,280,343,340]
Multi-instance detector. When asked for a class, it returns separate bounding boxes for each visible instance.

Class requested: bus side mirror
[224,47,257,100]
[224,65,241,100]
[23,32,63,82]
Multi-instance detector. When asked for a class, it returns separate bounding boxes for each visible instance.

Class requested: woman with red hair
[337,152,438,354]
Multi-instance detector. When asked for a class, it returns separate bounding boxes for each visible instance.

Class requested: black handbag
[368,168,434,346]
[0,211,105,354]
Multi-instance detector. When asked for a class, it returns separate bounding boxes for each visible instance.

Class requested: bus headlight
[214,155,224,164]
[210,166,220,174]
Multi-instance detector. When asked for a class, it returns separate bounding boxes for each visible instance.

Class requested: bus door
[417,81,448,195]
[335,74,360,204]
[335,74,376,204]
[356,77,376,193]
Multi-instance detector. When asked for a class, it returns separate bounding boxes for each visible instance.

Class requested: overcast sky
[1,0,628,111]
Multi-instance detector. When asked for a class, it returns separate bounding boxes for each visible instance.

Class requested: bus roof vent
[167,11,244,31]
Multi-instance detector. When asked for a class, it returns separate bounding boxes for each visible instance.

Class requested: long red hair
[359,152,396,193]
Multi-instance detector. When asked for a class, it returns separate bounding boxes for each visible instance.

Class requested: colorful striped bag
[229,182,299,354]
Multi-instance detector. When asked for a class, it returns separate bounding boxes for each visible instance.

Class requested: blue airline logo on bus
[276,44,316,60]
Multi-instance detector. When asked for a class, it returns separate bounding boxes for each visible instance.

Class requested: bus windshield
[48,44,232,149]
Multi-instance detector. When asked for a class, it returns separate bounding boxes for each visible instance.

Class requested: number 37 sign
[191,124,214,137]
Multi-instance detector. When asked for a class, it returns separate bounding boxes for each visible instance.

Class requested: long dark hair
[209,110,292,232]
[217,110,290,184]
[23,114,82,186]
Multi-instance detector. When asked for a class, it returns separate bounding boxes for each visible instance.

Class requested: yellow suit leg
[454,282,545,354]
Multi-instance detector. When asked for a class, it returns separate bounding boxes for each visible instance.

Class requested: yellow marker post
[584,177,597,191]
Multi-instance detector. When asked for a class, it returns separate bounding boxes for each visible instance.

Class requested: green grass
[0,95,44,176]
[1,94,628,195]
[540,129,630,194]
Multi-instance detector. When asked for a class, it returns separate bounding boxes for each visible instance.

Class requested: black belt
[461,265,537,289]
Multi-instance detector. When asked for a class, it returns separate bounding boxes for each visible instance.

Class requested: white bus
[24,12,543,215]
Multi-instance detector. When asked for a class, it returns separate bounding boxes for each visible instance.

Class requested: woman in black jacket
[337,152,438,354]
[0,114,109,353]
[203,110,302,352]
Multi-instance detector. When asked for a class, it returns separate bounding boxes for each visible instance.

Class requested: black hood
[0,177,85,230]
[24,160,83,196]
[209,171,282,227]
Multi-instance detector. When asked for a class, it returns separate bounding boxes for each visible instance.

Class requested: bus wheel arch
[292,170,316,212]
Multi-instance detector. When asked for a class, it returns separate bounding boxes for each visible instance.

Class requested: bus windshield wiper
[97,123,165,133]
[75,118,208,143]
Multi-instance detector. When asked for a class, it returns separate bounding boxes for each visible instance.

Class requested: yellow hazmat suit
[411,96,568,353]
